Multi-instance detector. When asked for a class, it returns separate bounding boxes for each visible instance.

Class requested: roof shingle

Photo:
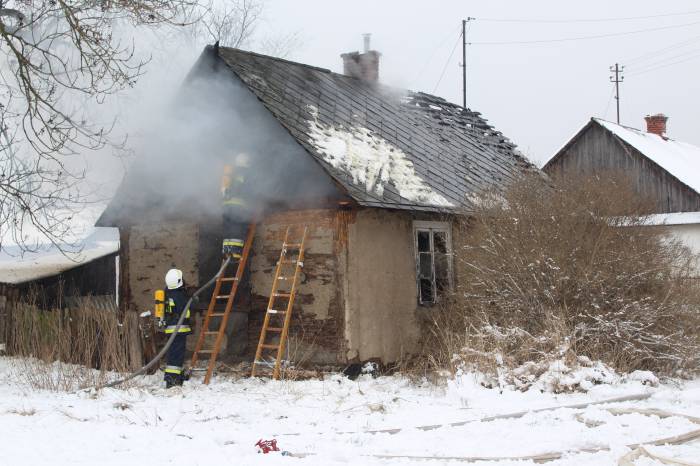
[216,46,534,212]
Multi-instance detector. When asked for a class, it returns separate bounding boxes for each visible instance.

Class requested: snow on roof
[0,227,119,285]
[594,118,700,195]
[643,211,700,226]
[307,105,453,208]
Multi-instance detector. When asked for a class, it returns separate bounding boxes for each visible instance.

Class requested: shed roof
[545,118,700,197]
[0,227,119,285]
[215,46,535,212]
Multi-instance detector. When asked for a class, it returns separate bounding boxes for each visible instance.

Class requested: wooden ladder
[251,226,308,379]
[191,223,256,384]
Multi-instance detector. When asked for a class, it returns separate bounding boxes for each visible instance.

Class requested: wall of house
[344,209,421,363]
[545,125,700,213]
[126,223,200,313]
[653,224,700,278]
[247,209,347,366]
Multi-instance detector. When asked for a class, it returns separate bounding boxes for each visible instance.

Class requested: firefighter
[162,268,192,388]
[221,153,253,260]
[220,153,254,356]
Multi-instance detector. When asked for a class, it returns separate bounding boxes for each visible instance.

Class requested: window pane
[434,231,448,254]
[419,252,432,278]
[435,254,450,292]
[419,278,433,303]
[417,230,430,252]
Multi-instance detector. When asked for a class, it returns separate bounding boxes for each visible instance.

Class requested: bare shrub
[6,295,140,391]
[427,174,700,379]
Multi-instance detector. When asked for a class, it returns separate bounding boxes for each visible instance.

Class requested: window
[413,221,453,305]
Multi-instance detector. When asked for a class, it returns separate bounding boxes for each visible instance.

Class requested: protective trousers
[164,333,187,388]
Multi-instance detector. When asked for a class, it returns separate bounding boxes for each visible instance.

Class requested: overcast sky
[257,0,700,166]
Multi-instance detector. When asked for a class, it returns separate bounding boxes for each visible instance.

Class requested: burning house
[97,42,533,366]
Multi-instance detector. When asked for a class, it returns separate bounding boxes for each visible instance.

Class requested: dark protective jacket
[163,287,192,334]
[222,165,254,222]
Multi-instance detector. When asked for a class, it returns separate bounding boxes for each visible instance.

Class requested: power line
[412,25,462,83]
[626,52,700,76]
[433,30,462,93]
[602,85,615,120]
[476,10,700,23]
[468,20,700,46]
[627,47,700,73]
[624,34,700,65]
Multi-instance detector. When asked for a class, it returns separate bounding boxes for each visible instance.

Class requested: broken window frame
[413,221,454,305]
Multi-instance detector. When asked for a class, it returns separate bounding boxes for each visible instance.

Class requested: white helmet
[234,152,250,168]
[165,269,183,289]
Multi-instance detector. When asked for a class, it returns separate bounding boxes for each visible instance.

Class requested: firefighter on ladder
[221,153,253,262]
[162,268,192,388]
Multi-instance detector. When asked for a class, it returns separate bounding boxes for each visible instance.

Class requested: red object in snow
[255,439,280,454]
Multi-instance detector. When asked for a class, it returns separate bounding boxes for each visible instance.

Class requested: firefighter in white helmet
[219,153,255,357]
[162,268,192,388]
[221,153,253,260]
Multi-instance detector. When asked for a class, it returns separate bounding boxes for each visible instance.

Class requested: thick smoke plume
[104,46,340,226]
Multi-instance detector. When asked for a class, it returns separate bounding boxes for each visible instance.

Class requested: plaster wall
[658,224,700,277]
[344,209,421,362]
[127,223,199,313]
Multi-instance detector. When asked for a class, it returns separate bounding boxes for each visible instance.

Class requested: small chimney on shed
[341,34,380,82]
[644,113,668,137]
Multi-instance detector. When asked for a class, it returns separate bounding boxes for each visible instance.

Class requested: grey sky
[259,0,700,166]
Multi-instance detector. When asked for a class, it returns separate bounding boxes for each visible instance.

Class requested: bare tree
[192,0,301,57]
[0,0,210,253]
[198,0,262,47]
[0,0,299,254]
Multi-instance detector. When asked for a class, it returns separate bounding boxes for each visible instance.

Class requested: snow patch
[0,227,119,284]
[643,211,700,226]
[306,105,453,207]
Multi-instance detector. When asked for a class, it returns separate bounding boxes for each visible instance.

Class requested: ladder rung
[284,243,302,248]
[277,276,289,280]
[274,293,291,298]
[278,260,298,265]
[219,277,238,282]
[266,327,283,332]
[196,349,216,354]
[203,331,219,335]
[216,295,233,299]
[260,344,279,350]
[209,312,227,317]
[267,309,285,314]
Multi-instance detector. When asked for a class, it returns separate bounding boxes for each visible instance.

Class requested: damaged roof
[214,46,535,212]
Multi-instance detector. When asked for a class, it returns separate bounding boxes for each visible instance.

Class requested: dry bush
[6,295,140,391]
[426,174,700,379]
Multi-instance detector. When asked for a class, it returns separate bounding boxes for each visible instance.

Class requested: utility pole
[461,17,474,108]
[609,63,624,124]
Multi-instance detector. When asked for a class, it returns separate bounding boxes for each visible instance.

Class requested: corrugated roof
[216,46,535,212]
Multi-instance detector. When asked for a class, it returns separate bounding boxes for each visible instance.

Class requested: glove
[157,319,166,330]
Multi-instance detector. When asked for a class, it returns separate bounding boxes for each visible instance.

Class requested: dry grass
[421,174,700,379]
[5,295,140,391]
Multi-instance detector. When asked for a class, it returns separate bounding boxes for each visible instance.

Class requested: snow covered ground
[1,357,699,465]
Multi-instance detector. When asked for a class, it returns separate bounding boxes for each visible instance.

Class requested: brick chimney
[341,34,380,82]
[644,113,668,137]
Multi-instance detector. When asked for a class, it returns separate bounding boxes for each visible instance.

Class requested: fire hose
[83,257,232,391]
